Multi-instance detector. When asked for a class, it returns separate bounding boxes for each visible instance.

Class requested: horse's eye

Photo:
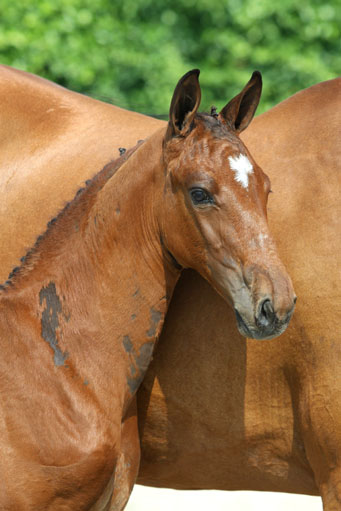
[190,188,213,205]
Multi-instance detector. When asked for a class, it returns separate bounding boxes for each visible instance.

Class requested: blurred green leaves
[0,0,339,115]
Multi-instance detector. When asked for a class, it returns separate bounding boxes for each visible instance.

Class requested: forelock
[195,113,238,143]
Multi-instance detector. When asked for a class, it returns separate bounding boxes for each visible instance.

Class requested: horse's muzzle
[235,295,296,340]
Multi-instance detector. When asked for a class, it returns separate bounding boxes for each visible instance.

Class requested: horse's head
[160,70,296,340]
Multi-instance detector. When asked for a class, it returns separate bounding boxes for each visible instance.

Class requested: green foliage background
[0,0,340,115]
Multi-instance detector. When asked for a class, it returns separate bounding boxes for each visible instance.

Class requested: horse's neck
[6,128,178,406]
[86,129,172,299]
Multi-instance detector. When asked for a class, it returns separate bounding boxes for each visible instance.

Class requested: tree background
[0,0,339,116]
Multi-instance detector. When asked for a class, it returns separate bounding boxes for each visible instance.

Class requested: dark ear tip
[181,69,200,81]
[251,70,262,84]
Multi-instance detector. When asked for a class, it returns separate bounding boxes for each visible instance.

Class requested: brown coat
[1,65,339,509]
[0,66,295,509]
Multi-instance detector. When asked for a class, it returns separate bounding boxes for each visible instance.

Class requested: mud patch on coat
[123,336,154,395]
[146,307,162,338]
[39,282,68,367]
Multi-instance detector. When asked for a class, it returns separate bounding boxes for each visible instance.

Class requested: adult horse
[0,67,295,509]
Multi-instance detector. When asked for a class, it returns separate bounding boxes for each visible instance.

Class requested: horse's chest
[0,442,119,510]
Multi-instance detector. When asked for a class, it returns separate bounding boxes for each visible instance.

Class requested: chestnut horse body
[0,66,295,509]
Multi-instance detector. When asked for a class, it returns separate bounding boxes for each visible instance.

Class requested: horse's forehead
[191,121,245,158]
[176,124,260,192]
[182,125,250,171]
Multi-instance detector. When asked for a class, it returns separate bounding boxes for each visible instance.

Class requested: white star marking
[228,154,254,189]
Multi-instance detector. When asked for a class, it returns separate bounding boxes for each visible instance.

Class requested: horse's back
[0,64,163,154]
[0,65,163,281]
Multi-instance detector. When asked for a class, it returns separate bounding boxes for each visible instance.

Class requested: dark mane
[1,141,143,290]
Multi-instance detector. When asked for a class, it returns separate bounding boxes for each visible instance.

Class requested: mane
[0,142,144,290]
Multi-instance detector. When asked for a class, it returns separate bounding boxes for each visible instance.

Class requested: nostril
[293,296,297,305]
[256,298,275,328]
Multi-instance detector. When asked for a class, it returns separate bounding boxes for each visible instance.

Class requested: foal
[0,70,295,509]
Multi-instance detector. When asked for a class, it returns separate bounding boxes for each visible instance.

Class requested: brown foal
[0,69,294,509]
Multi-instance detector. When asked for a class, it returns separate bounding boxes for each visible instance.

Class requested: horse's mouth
[234,307,294,341]
[234,308,253,338]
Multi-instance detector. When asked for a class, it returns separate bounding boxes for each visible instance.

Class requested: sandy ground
[126,485,323,510]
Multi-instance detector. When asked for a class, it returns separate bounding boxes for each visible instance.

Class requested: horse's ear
[167,69,201,139]
[219,71,262,134]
